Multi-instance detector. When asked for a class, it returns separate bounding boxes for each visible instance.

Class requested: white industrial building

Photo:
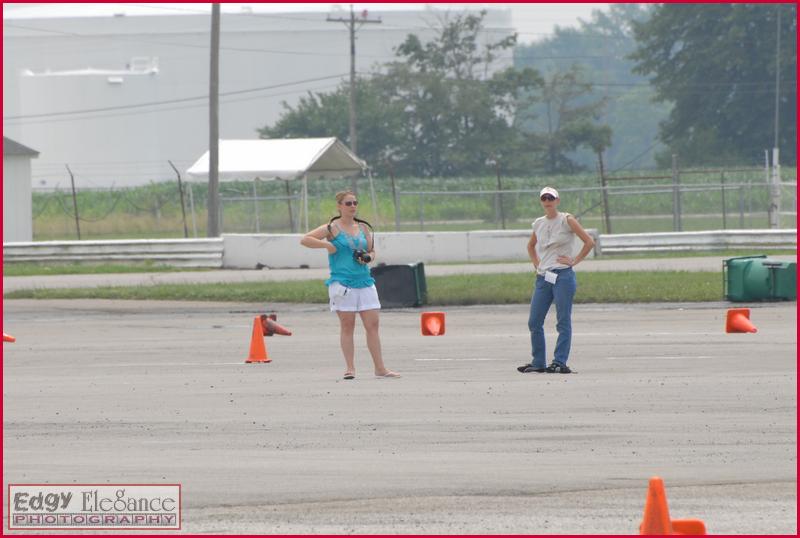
[2,136,38,242]
[3,5,513,188]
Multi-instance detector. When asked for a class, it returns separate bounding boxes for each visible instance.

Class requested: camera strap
[327,216,373,252]
[331,220,365,252]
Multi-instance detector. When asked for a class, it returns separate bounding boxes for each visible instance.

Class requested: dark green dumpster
[723,255,797,301]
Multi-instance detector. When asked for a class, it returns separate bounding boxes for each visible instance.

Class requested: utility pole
[773,5,781,152]
[327,5,381,192]
[207,3,221,237]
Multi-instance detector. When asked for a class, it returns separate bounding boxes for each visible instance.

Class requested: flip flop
[343,373,355,380]
[375,371,401,378]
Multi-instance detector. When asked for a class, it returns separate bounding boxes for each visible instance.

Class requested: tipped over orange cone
[639,477,706,535]
[245,316,271,363]
[261,314,292,336]
[421,312,445,336]
[726,308,757,333]
[3,333,16,343]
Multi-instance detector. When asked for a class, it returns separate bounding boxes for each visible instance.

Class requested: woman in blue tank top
[301,191,400,380]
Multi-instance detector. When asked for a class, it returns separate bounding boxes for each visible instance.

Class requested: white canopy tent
[186,137,373,231]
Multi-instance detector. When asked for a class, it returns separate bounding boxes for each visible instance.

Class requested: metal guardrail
[2,238,224,268]
[597,229,797,254]
[2,231,795,268]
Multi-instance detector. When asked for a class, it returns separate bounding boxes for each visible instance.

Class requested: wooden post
[168,160,189,238]
[386,159,400,231]
[720,171,727,230]
[65,164,81,240]
[597,152,611,234]
[672,154,681,231]
[493,155,506,230]
[284,180,296,233]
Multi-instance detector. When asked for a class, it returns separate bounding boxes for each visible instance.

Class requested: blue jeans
[528,267,577,368]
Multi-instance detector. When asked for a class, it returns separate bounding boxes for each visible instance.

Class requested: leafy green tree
[259,11,544,177]
[631,3,797,165]
[257,79,403,168]
[521,66,612,173]
[515,4,663,171]
[382,12,543,176]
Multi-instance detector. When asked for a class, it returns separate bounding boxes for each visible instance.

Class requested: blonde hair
[335,190,356,207]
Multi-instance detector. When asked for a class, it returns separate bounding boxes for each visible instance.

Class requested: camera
[353,249,372,263]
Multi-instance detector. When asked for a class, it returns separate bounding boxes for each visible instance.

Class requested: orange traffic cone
[261,314,292,337]
[421,312,445,336]
[725,308,757,333]
[245,317,271,363]
[3,333,16,343]
[639,477,706,535]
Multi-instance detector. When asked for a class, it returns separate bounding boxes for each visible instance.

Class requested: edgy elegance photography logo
[8,484,181,530]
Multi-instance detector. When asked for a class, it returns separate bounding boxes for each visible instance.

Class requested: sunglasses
[342,200,358,207]
[540,195,556,201]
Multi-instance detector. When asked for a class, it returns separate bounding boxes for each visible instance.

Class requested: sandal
[343,373,355,380]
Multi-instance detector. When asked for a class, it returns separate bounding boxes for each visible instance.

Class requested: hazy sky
[2,3,609,43]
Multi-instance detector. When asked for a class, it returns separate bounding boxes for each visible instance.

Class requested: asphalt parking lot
[2,299,796,533]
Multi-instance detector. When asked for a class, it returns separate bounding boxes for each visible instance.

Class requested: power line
[6,81,343,126]
[4,21,370,58]
[3,74,348,121]
[6,68,792,126]
[4,14,637,67]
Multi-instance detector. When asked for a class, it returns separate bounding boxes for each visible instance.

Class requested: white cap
[539,186,559,199]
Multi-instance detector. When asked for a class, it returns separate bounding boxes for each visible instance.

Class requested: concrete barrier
[4,229,792,269]
[3,238,224,268]
[220,229,597,269]
[597,229,796,254]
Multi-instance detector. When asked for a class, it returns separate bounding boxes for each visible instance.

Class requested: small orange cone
[3,333,16,343]
[639,477,706,535]
[640,477,673,535]
[725,308,757,333]
[421,312,445,336]
[245,317,271,363]
[261,314,292,336]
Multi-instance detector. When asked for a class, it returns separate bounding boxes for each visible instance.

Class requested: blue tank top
[325,224,375,288]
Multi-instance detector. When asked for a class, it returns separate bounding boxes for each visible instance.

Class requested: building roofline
[3,137,40,157]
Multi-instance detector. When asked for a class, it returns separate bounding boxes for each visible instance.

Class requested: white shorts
[328,282,381,312]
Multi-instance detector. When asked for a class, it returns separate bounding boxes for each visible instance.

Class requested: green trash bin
[724,255,797,301]
[763,260,797,300]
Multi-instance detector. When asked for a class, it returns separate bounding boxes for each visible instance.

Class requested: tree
[631,3,797,165]
[379,11,543,176]
[521,66,612,173]
[257,78,404,168]
[259,11,543,177]
[515,4,663,170]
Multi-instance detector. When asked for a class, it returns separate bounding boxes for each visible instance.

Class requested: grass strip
[4,271,723,304]
[4,250,794,276]
[2,262,210,277]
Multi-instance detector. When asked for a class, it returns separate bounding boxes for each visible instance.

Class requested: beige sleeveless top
[532,212,574,275]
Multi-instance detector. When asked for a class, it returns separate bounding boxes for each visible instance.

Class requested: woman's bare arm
[300,224,336,253]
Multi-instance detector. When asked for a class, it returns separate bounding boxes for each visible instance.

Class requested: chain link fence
[28,165,797,240]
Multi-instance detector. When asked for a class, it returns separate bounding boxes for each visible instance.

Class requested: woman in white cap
[517,186,595,374]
